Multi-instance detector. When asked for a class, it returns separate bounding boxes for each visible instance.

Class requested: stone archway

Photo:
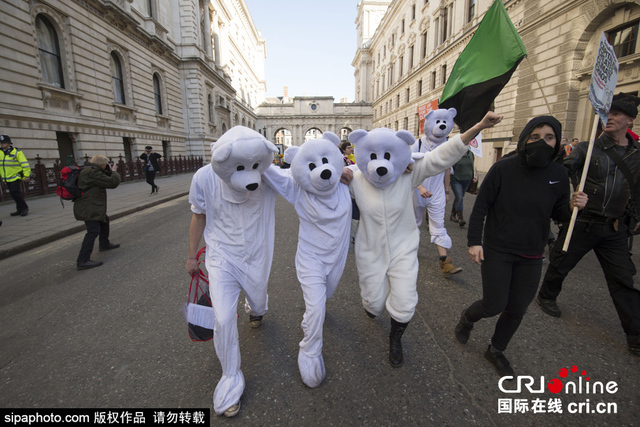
[304,127,323,142]
[338,127,353,142]
[274,127,293,146]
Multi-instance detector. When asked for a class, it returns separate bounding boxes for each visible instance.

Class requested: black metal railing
[0,153,203,202]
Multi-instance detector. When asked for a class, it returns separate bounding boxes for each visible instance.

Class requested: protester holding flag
[537,95,640,354]
[455,116,588,377]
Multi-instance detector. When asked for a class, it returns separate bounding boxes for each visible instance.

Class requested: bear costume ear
[447,108,458,118]
[323,131,341,146]
[348,129,368,145]
[263,138,279,154]
[283,146,299,164]
[396,130,415,145]
[212,143,233,162]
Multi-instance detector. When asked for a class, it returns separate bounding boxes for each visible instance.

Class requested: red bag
[181,247,214,342]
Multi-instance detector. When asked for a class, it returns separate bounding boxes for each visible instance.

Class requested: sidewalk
[0,172,195,260]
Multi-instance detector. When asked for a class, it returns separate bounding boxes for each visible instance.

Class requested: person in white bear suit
[261,131,351,388]
[412,108,463,276]
[347,112,502,367]
[186,126,278,418]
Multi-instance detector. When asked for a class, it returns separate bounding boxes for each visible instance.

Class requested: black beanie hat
[610,93,640,119]
[517,115,563,158]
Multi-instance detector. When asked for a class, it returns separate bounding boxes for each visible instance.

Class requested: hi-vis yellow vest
[0,147,31,182]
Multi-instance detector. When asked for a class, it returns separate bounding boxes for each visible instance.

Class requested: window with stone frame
[35,14,64,88]
[208,94,214,123]
[110,52,126,104]
[153,73,163,115]
[608,21,639,58]
[467,0,476,24]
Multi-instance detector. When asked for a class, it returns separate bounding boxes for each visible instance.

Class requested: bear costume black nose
[439,124,447,130]
[376,167,388,176]
[246,183,259,191]
[320,169,332,180]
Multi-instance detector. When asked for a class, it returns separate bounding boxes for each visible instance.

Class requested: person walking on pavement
[1,134,31,217]
[449,151,477,227]
[74,155,121,271]
[140,145,161,195]
[456,116,587,377]
[536,95,640,354]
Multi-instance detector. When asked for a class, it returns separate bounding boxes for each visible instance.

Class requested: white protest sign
[469,132,482,158]
[589,32,619,127]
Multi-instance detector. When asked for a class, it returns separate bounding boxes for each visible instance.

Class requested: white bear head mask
[349,127,415,189]
[284,131,343,197]
[210,126,278,201]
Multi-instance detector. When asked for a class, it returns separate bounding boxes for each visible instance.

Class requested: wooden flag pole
[561,114,600,252]
[526,57,553,115]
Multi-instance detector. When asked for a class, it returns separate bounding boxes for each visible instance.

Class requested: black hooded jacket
[467,116,571,255]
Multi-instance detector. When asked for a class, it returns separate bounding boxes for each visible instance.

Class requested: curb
[0,191,189,261]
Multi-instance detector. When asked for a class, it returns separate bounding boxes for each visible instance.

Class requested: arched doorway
[304,127,323,142]
[339,127,353,142]
[274,128,293,146]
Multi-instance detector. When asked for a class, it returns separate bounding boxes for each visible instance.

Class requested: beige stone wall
[0,0,268,166]
[356,0,640,172]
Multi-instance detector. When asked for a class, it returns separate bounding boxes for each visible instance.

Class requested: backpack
[56,165,84,206]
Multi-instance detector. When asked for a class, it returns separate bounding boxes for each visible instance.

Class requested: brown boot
[439,257,463,276]
[457,211,466,227]
[449,208,459,223]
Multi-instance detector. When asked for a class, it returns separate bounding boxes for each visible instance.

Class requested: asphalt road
[0,193,639,426]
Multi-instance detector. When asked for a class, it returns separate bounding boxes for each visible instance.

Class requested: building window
[406,87,410,103]
[442,9,449,42]
[409,45,414,69]
[399,55,404,77]
[401,19,405,34]
[389,64,394,85]
[208,94,214,122]
[442,64,447,85]
[395,121,399,131]
[418,79,423,96]
[468,0,476,23]
[391,33,395,47]
[412,4,416,21]
[397,94,400,108]
[35,14,64,88]
[383,45,386,57]
[431,71,436,89]
[404,117,409,130]
[609,21,639,58]
[421,32,428,59]
[153,73,163,115]
[110,52,125,104]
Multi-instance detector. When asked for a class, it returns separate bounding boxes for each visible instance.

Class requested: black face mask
[523,139,555,168]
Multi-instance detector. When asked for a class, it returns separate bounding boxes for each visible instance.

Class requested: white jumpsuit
[262,166,351,387]
[189,165,276,415]
[350,135,468,322]
[411,137,452,249]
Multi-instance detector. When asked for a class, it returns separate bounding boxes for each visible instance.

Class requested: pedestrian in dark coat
[74,155,121,270]
[140,145,162,195]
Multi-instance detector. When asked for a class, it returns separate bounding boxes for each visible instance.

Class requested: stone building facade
[255,97,373,147]
[0,0,266,165]
[353,0,640,172]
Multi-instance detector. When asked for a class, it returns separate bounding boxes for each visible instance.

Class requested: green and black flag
[439,0,526,132]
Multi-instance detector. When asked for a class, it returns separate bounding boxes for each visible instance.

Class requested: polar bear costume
[262,131,351,388]
[188,126,278,415]
[348,127,468,365]
[412,108,457,248]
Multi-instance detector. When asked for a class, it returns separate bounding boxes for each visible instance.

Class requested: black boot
[454,309,474,344]
[389,318,409,367]
[457,211,466,227]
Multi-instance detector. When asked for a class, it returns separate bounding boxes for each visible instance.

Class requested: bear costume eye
[252,163,259,169]
[436,120,441,124]
[370,153,377,160]
[237,165,245,171]
[384,152,391,160]
[322,157,328,164]
[309,163,316,171]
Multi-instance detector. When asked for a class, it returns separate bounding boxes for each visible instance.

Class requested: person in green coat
[74,154,121,270]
